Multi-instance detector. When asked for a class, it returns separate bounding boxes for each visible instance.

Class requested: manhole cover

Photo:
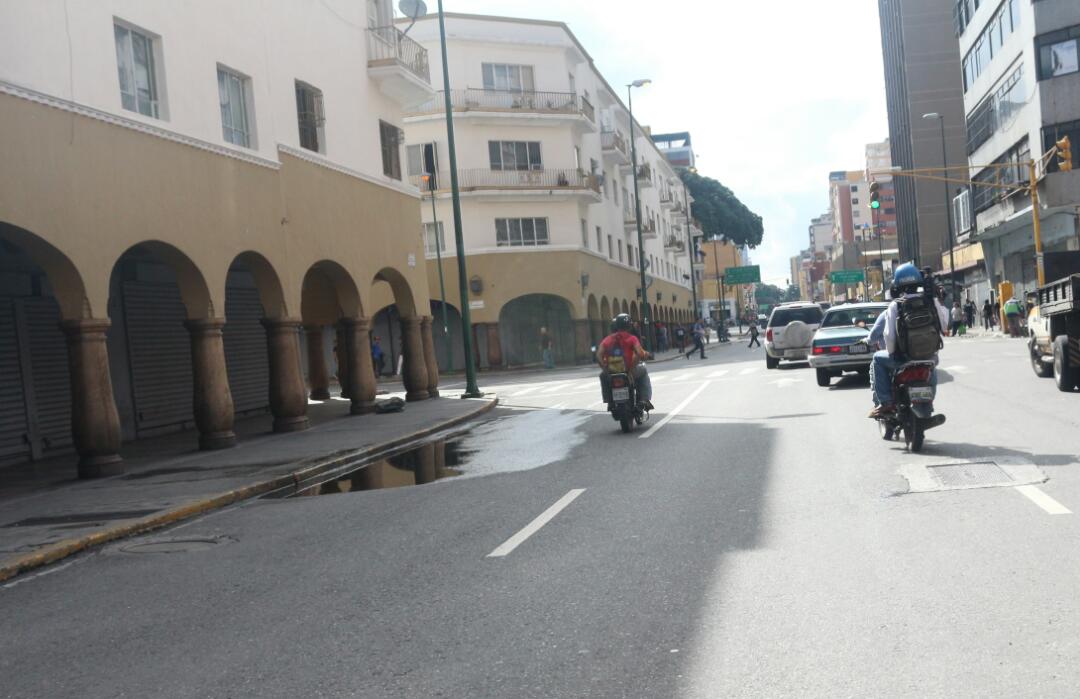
[898,458,1048,494]
[118,536,235,554]
[928,461,1011,488]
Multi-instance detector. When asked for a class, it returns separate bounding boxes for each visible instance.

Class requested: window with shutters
[488,141,543,170]
[380,120,403,180]
[423,222,445,255]
[295,81,325,152]
[495,218,549,247]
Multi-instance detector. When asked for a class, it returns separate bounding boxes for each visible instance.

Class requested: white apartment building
[957,0,1080,297]
[400,14,694,369]
[0,0,441,473]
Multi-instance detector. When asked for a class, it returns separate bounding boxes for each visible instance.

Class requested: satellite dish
[398,0,427,34]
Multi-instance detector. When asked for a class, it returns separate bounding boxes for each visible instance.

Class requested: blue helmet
[892,262,923,290]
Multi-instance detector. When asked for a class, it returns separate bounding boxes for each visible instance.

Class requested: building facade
[0,0,441,475]
[402,14,695,368]
[878,0,969,267]
[958,0,1080,301]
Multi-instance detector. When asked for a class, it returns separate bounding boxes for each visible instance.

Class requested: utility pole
[682,179,699,319]
[627,80,652,351]
[424,174,451,372]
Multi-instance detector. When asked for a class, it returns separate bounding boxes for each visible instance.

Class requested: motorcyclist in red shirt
[596,313,654,410]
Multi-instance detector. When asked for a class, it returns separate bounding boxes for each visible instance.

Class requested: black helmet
[612,313,632,332]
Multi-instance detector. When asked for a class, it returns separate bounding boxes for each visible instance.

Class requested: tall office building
[878,0,968,268]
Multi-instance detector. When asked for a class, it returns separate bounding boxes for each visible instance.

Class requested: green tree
[755,283,784,308]
[680,170,764,248]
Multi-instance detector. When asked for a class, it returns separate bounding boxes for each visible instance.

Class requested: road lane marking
[510,386,541,396]
[707,369,729,378]
[769,378,803,388]
[666,372,691,382]
[638,381,711,439]
[943,365,970,374]
[539,382,572,394]
[486,489,586,558]
[1015,485,1072,514]
[739,367,759,375]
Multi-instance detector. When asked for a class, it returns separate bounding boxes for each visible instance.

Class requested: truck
[1028,273,1080,391]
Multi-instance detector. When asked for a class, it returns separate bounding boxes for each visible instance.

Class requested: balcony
[409,168,601,200]
[366,26,433,107]
[636,163,654,187]
[671,200,689,219]
[664,235,686,253]
[405,89,597,130]
[623,215,657,238]
[601,130,629,165]
[659,190,675,208]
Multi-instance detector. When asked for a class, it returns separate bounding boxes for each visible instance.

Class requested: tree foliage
[680,170,764,249]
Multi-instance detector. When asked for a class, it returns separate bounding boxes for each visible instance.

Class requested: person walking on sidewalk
[675,324,686,353]
[748,321,761,348]
[950,301,964,336]
[686,320,707,359]
[540,326,555,369]
[982,299,993,330]
[371,336,385,378]
[964,299,976,328]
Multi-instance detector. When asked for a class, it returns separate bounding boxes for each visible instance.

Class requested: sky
[416,0,890,286]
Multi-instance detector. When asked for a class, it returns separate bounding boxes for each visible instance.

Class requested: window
[114,22,161,118]
[971,137,1030,212]
[607,235,613,259]
[423,222,445,255]
[961,0,1022,91]
[407,142,439,189]
[488,141,542,170]
[380,120,403,179]
[581,219,589,248]
[850,185,858,192]
[1037,25,1080,80]
[617,240,623,263]
[217,67,252,148]
[851,198,859,205]
[966,64,1026,154]
[596,227,603,252]
[884,207,896,214]
[853,210,861,218]
[482,63,535,92]
[495,218,548,247]
[295,81,324,152]
[628,245,635,267]
[613,176,619,204]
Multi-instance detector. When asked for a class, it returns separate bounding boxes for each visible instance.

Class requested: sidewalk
[0,393,497,582]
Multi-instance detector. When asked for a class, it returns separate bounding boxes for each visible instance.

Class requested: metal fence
[367,26,430,82]
[410,168,599,192]
[409,88,581,115]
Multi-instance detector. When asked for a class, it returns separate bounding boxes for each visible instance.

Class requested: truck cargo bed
[1038,274,1080,317]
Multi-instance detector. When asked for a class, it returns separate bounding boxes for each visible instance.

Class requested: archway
[0,227,84,467]
[599,296,611,336]
[498,294,574,367]
[629,300,639,322]
[301,260,363,408]
[429,300,465,373]
[621,299,629,316]
[586,294,601,345]
[371,267,431,400]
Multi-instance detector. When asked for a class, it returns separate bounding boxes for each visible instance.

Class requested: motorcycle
[606,370,648,433]
[876,360,947,452]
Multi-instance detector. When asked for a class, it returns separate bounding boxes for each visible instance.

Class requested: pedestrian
[675,324,686,352]
[685,319,707,360]
[1003,296,1022,337]
[540,326,555,369]
[966,299,977,327]
[748,321,761,348]
[371,336,385,378]
[950,301,963,336]
[982,299,993,330]
[657,323,668,352]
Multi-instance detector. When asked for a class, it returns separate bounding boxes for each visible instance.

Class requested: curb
[0,396,499,584]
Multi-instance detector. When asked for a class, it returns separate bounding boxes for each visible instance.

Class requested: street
[4,334,1080,698]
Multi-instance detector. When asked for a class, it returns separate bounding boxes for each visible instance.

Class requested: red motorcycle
[876,361,946,452]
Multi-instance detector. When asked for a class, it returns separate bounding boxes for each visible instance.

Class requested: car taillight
[766,328,773,342]
[895,366,932,383]
[812,347,825,355]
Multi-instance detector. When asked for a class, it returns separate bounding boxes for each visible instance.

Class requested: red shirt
[599,331,643,370]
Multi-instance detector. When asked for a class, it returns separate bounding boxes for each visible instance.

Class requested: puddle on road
[272,408,591,498]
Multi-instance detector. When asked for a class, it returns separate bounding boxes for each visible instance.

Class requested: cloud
[429,0,888,282]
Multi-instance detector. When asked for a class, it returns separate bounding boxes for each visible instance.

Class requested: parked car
[808,302,889,386]
[764,302,825,369]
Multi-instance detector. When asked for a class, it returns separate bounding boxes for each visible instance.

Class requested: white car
[764,303,825,369]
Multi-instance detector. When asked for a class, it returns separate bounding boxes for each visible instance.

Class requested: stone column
[305,324,330,400]
[61,319,124,478]
[184,318,236,450]
[263,318,310,433]
[335,323,350,399]
[420,316,440,398]
[341,317,377,414]
[485,323,503,368]
[399,316,430,401]
[574,319,592,364]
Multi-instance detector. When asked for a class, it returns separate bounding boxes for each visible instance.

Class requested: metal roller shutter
[122,281,193,434]
[223,283,268,415]
[23,297,72,453]
[0,298,29,462]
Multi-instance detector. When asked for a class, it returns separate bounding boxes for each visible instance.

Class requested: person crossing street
[748,321,761,348]
[685,320,707,360]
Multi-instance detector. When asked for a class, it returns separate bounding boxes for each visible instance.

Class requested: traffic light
[1056,136,1073,173]
[868,180,881,209]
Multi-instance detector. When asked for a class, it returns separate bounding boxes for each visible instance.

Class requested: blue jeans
[542,348,555,369]
[871,351,938,406]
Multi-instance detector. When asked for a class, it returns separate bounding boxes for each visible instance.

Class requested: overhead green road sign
[830,269,866,284]
[723,265,760,284]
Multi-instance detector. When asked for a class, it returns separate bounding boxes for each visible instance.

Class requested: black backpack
[896,295,942,360]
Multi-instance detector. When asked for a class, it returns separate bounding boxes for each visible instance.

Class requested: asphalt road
[4,334,1080,698]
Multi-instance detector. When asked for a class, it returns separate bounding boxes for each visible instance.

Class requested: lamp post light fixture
[627,78,653,350]
[923,112,958,304]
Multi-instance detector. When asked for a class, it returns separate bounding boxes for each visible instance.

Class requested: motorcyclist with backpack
[867,263,950,419]
[597,313,654,411]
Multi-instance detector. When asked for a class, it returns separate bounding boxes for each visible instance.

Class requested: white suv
[764,303,825,369]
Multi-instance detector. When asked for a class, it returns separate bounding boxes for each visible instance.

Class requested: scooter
[876,360,947,452]
[607,371,648,433]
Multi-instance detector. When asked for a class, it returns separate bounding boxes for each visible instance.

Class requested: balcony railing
[601,130,628,157]
[636,164,653,185]
[580,95,595,123]
[367,26,430,83]
[410,168,600,194]
[659,191,674,205]
[664,235,686,252]
[408,88,585,116]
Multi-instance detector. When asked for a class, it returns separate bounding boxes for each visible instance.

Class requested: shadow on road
[925,441,1076,468]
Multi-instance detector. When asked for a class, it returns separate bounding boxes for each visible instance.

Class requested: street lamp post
[681,179,699,319]
[627,79,652,351]
[924,112,958,304]
[436,0,481,397]
[423,174,451,372]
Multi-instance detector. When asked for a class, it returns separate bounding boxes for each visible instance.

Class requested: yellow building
[695,239,751,320]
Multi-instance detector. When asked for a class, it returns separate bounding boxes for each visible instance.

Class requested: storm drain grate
[928,461,1012,488]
